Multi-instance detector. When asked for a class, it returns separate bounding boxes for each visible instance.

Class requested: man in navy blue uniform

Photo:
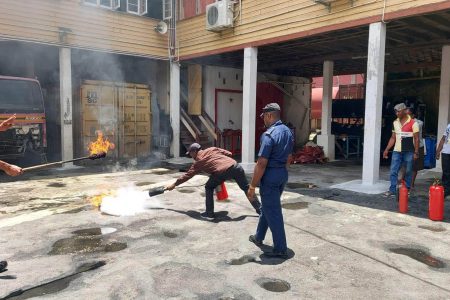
[247,103,294,258]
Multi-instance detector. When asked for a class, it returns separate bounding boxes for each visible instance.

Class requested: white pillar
[435,46,450,171]
[59,47,73,164]
[437,46,450,145]
[362,22,386,185]
[317,60,335,160]
[241,47,258,173]
[170,61,180,158]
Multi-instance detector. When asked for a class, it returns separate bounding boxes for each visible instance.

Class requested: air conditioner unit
[206,0,234,32]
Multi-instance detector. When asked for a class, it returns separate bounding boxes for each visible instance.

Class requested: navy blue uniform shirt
[258,120,294,168]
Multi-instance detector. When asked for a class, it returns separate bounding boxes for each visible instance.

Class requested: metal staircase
[179,79,222,153]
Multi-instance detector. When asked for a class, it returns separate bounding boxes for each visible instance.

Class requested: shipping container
[80,80,152,160]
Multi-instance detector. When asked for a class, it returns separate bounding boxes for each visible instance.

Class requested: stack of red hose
[292,145,326,164]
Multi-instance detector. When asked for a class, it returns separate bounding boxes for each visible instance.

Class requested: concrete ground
[0,161,449,299]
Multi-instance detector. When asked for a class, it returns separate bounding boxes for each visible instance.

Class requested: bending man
[166,143,261,220]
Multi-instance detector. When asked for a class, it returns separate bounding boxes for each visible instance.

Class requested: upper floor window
[178,0,215,20]
[127,0,147,15]
[84,0,120,10]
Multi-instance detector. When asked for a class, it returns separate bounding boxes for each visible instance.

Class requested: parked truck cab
[0,76,47,161]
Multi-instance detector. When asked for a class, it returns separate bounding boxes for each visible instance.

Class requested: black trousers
[205,164,256,213]
[442,153,450,195]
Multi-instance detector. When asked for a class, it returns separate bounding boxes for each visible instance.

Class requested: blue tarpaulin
[424,137,437,169]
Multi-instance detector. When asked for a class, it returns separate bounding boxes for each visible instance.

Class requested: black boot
[0,261,8,273]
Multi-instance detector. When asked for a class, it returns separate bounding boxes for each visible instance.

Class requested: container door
[81,83,117,158]
[118,86,151,159]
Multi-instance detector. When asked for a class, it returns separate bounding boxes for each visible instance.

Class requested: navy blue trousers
[255,167,288,253]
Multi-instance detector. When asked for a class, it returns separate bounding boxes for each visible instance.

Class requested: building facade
[2,0,450,193]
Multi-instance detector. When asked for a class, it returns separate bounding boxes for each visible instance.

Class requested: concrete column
[170,61,180,158]
[437,46,450,145]
[434,45,450,171]
[317,60,335,160]
[59,47,73,164]
[362,22,386,185]
[241,47,258,173]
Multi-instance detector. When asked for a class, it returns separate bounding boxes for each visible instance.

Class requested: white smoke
[100,186,163,216]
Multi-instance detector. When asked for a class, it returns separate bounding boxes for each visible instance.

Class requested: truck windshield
[0,79,44,112]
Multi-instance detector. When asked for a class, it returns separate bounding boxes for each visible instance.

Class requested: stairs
[180,107,214,153]
[180,127,210,151]
[179,79,221,153]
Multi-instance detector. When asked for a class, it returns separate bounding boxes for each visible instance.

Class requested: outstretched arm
[0,160,23,176]
[166,163,199,190]
[0,114,16,132]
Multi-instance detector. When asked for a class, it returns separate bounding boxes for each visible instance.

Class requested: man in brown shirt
[166,143,261,220]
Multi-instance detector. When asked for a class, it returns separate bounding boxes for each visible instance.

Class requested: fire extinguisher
[429,179,444,221]
[398,180,408,214]
[215,182,229,201]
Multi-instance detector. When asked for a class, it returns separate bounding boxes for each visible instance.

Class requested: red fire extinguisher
[215,182,229,201]
[429,179,444,221]
[398,180,408,214]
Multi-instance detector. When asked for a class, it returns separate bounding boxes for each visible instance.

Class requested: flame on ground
[88,192,114,208]
[88,131,115,155]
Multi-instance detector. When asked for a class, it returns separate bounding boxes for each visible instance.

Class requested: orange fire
[88,191,113,208]
[88,131,115,155]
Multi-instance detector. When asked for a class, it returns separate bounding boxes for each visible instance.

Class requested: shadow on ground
[289,186,450,223]
[226,247,295,266]
[166,209,258,223]
[257,246,296,265]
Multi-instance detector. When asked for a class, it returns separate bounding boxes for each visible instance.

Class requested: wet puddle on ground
[49,227,126,255]
[282,202,310,210]
[60,206,90,214]
[135,181,155,187]
[177,188,196,194]
[286,182,316,189]
[226,255,258,265]
[163,231,178,238]
[2,261,106,299]
[256,278,291,292]
[152,169,175,175]
[387,220,411,227]
[46,182,67,188]
[72,227,117,236]
[418,225,447,232]
[389,247,446,269]
[30,202,67,211]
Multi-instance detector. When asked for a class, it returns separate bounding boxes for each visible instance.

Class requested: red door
[181,0,197,19]
[255,83,284,152]
[199,0,215,13]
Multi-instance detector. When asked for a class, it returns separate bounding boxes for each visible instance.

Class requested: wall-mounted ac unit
[206,0,234,32]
